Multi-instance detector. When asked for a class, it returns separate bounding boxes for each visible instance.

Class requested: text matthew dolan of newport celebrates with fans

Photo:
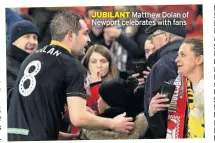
[7,11,134,141]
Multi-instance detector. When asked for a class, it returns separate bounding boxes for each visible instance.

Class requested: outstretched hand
[112,112,135,133]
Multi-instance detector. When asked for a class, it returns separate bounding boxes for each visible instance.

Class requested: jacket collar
[158,39,184,57]
[7,43,29,63]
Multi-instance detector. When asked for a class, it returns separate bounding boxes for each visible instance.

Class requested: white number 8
[19,60,41,97]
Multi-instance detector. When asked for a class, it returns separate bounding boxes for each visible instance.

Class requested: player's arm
[67,96,133,132]
[65,67,134,133]
[68,96,107,129]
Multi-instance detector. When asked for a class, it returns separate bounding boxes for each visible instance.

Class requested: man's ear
[196,55,204,65]
[165,32,171,42]
[67,31,76,42]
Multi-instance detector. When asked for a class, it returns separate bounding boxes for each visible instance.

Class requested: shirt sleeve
[66,66,87,99]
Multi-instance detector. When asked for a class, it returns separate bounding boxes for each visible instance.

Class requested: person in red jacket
[82,44,120,114]
[82,43,147,114]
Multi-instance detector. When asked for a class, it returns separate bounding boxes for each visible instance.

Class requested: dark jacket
[117,34,146,71]
[89,30,104,44]
[80,108,148,140]
[143,39,184,138]
[7,44,29,108]
[28,8,57,49]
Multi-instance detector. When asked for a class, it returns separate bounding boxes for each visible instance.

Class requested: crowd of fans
[6,5,204,140]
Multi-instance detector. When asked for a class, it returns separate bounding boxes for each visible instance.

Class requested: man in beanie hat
[143,18,186,138]
[80,76,148,139]
[8,11,134,141]
[9,20,39,53]
[7,20,39,109]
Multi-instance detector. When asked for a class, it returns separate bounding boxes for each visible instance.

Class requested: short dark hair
[50,11,84,41]
[183,37,203,56]
[85,6,102,17]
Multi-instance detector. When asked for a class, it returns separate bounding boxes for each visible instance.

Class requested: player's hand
[112,112,135,133]
[148,93,170,116]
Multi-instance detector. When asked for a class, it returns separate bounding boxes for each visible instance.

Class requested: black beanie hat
[98,76,139,108]
[10,20,40,43]
[145,18,186,38]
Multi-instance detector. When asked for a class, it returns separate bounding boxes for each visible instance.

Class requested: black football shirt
[8,43,87,141]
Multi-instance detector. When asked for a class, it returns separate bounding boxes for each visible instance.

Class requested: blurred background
[6,5,203,72]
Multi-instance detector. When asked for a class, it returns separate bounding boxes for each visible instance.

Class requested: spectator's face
[176,43,203,76]
[97,97,110,114]
[13,33,38,54]
[151,30,168,51]
[72,19,91,55]
[88,52,109,77]
[88,9,104,36]
[144,40,155,59]
[103,29,111,42]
